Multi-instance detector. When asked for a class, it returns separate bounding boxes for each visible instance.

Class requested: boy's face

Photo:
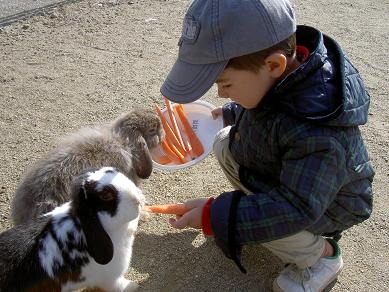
[215,65,276,109]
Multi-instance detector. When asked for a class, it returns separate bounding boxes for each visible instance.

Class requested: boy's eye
[223,84,231,88]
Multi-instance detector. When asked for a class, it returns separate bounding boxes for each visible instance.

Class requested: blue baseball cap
[161,0,296,103]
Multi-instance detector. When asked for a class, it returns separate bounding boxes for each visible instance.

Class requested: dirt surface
[0,0,388,291]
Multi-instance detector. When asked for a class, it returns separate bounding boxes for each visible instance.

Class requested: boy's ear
[264,53,287,78]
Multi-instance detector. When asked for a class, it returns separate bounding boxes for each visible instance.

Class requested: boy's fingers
[211,107,222,120]
[169,215,189,229]
[185,198,207,209]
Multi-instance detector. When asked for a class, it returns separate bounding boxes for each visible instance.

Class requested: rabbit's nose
[131,197,140,206]
[157,129,165,143]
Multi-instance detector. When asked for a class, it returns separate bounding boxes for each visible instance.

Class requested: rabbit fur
[11,108,163,225]
[0,167,144,292]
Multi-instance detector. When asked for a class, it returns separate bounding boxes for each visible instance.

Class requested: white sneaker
[273,240,343,292]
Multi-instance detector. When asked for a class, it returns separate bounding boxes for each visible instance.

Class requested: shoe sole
[272,262,344,292]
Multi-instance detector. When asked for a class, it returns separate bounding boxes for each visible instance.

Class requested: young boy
[160,0,374,291]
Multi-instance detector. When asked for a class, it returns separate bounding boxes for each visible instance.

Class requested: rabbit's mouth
[138,198,146,209]
[148,135,164,149]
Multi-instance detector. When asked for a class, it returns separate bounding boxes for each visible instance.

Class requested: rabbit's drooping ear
[78,185,114,265]
[132,135,153,179]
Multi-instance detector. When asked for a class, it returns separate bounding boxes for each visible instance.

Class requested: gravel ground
[0,0,388,291]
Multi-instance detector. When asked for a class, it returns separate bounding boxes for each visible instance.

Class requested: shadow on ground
[131,230,283,291]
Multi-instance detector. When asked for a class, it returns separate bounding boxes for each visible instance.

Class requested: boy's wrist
[201,197,215,236]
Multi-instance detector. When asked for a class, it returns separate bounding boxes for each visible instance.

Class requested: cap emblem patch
[181,16,200,44]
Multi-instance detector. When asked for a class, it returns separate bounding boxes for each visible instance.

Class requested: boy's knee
[213,127,231,160]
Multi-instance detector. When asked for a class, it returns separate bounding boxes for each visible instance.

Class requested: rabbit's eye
[99,186,116,201]
[146,128,157,136]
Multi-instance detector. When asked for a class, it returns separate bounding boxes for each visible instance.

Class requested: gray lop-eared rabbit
[0,167,144,291]
[11,108,163,225]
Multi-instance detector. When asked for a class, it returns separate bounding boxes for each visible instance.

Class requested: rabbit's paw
[123,280,138,292]
[138,210,150,224]
[114,277,138,292]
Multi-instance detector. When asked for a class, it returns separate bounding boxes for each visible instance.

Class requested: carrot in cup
[155,104,186,155]
[171,107,194,160]
[166,139,187,164]
[181,135,193,161]
[161,140,182,164]
[164,97,188,153]
[153,154,172,165]
[143,203,188,215]
[175,104,204,158]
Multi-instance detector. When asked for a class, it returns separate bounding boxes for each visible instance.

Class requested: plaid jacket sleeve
[211,125,348,268]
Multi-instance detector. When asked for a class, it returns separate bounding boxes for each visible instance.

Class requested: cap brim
[161,58,228,104]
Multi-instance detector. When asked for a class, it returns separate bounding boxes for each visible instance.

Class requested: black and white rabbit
[11,108,163,225]
[0,167,144,292]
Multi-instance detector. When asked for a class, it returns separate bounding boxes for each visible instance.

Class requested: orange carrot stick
[175,104,193,150]
[161,140,182,164]
[155,104,186,155]
[182,136,193,160]
[172,108,193,160]
[166,139,187,163]
[153,154,172,165]
[143,203,188,215]
[164,97,188,153]
[175,105,204,158]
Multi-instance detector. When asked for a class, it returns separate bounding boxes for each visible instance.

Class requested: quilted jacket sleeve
[221,102,242,126]
[210,129,348,270]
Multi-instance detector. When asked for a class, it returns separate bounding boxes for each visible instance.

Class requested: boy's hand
[211,106,223,120]
[168,198,208,229]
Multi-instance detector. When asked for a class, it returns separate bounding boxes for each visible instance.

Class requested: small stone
[50,12,59,19]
